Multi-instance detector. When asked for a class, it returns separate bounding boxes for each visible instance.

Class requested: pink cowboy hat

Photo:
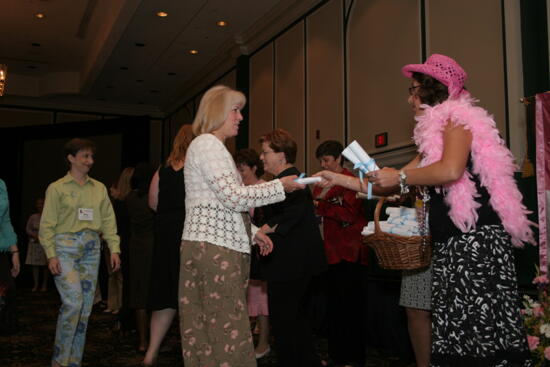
[402,54,467,98]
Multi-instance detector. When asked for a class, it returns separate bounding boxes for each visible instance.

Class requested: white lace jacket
[182,133,286,253]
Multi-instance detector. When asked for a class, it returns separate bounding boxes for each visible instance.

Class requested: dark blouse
[259,167,327,282]
[428,162,500,243]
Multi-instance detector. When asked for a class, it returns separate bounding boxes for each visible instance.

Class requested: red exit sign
[375,132,388,148]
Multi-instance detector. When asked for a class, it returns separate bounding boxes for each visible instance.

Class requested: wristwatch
[399,169,409,194]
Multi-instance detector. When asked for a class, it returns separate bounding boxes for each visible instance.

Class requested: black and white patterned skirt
[431,225,533,367]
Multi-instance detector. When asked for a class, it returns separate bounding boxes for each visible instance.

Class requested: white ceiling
[0,0,322,117]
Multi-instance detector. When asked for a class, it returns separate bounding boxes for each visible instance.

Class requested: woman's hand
[110,253,121,272]
[254,231,274,256]
[48,257,62,275]
[279,175,305,193]
[367,167,400,188]
[10,251,20,278]
[312,170,339,189]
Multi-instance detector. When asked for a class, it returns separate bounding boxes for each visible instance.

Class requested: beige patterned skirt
[179,240,255,367]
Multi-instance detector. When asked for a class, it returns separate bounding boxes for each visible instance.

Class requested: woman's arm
[371,122,472,188]
[313,155,422,195]
[192,137,287,211]
[148,169,160,211]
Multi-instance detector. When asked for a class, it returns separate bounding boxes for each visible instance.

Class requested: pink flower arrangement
[523,268,550,365]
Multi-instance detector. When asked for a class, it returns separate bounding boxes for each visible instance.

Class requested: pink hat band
[402,54,467,98]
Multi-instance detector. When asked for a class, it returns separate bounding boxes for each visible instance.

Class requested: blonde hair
[167,124,194,166]
[112,167,134,200]
[192,85,246,136]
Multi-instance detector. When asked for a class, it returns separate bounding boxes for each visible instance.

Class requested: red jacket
[313,168,368,265]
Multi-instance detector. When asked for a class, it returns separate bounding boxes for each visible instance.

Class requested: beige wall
[247,0,517,173]
[306,0,345,173]
[347,0,421,154]
[274,22,306,171]
[426,0,506,139]
[250,44,275,153]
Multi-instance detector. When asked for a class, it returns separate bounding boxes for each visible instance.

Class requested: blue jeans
[52,230,100,367]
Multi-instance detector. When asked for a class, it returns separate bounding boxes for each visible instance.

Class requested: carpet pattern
[0,288,414,366]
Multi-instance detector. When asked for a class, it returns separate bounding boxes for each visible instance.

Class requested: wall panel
[306,0,345,173]
[249,44,275,153]
[427,0,506,139]
[275,21,306,171]
[348,0,421,155]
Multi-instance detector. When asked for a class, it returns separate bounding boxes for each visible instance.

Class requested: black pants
[326,261,367,365]
[268,275,320,367]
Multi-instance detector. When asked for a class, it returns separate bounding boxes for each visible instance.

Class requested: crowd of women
[0,54,536,367]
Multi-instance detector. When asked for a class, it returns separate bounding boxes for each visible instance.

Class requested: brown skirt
[179,240,255,367]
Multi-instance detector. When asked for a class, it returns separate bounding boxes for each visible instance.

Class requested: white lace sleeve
[192,135,285,211]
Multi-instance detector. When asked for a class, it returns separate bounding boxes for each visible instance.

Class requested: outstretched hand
[367,167,400,188]
[312,170,338,189]
[279,175,305,193]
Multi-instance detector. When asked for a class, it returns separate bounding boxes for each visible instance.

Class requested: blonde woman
[143,124,194,366]
[179,85,303,367]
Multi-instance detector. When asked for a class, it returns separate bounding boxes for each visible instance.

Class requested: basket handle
[373,197,386,234]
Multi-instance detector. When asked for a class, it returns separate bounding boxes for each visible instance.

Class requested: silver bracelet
[399,169,409,195]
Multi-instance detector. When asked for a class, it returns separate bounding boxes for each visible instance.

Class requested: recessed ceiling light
[156,11,168,17]
[35,13,45,19]
[216,21,228,27]
[189,49,199,55]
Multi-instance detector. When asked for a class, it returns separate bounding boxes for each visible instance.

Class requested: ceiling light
[216,21,228,27]
[189,49,199,55]
[156,11,168,17]
[35,13,45,19]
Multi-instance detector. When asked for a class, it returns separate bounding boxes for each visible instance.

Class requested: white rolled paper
[347,140,379,171]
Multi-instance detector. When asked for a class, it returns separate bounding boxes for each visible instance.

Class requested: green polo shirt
[39,173,120,259]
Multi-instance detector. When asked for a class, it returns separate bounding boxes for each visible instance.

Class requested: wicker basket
[363,197,432,270]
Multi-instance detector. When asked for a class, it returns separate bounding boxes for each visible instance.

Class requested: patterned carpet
[0,288,414,367]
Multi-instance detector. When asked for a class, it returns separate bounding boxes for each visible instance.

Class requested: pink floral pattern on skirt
[179,240,255,367]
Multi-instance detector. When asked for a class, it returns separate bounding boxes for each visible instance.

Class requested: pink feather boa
[413,93,535,247]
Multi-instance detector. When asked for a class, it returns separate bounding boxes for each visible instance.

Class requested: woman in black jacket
[258,129,327,367]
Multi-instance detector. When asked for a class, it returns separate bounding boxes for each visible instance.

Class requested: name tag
[78,208,94,221]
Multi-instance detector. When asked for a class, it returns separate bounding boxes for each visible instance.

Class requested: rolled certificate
[294,176,322,185]
[346,140,379,172]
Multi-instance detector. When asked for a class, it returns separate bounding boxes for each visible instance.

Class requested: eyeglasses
[261,150,276,155]
[408,85,421,95]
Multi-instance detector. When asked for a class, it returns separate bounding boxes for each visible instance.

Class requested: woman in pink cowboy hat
[315,54,534,366]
